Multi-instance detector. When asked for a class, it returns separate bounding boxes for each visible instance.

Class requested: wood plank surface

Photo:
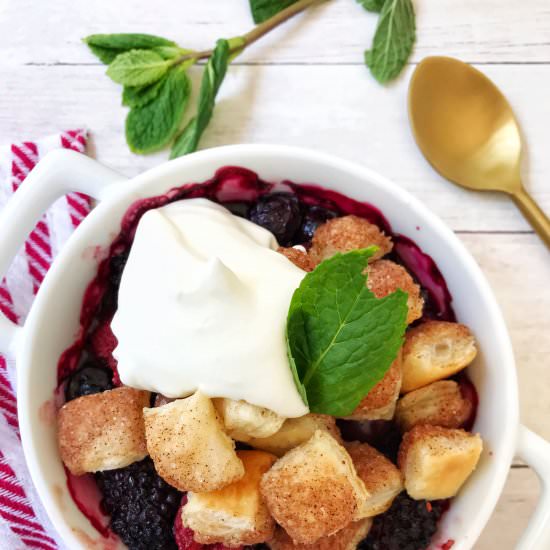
[1,0,550,65]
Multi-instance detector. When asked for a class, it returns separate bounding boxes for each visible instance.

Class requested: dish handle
[0,149,127,356]
[515,425,550,549]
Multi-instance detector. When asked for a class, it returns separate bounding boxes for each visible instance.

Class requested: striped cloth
[0,129,90,550]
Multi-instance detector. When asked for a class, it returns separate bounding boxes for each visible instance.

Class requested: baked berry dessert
[56,167,482,550]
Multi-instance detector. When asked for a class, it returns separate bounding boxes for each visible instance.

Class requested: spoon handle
[512,187,550,250]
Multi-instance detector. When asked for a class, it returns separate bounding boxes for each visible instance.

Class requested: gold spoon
[408,56,550,249]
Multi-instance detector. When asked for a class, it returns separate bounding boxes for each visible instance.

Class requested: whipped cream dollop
[111,198,309,418]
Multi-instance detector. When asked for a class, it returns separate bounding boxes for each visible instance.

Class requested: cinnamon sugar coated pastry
[143,391,244,492]
[345,442,403,516]
[346,351,402,421]
[398,425,483,500]
[247,414,341,457]
[277,246,315,272]
[213,398,285,441]
[309,215,393,264]
[260,430,370,544]
[395,380,472,431]
[57,387,149,476]
[182,450,277,546]
[366,260,424,324]
[401,321,477,392]
[268,519,373,550]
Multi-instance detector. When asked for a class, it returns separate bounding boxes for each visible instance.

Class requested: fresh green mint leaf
[365,0,416,83]
[153,45,186,60]
[357,0,386,12]
[84,33,177,65]
[227,36,247,62]
[122,77,167,108]
[107,49,173,86]
[249,0,298,24]
[286,248,408,416]
[125,66,191,154]
[170,39,230,158]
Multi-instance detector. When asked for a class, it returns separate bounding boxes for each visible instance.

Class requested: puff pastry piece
[398,425,483,500]
[277,246,315,272]
[248,414,341,457]
[310,215,393,264]
[143,391,244,492]
[182,450,277,547]
[345,351,402,421]
[57,387,149,476]
[345,442,403,516]
[395,380,472,431]
[260,430,370,544]
[268,519,372,550]
[401,321,477,392]
[366,260,424,324]
[213,398,285,441]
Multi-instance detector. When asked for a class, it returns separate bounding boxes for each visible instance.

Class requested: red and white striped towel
[0,129,90,550]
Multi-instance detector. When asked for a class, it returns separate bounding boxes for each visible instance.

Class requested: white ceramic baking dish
[0,145,549,550]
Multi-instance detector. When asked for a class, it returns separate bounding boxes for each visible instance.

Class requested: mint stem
[175,0,327,65]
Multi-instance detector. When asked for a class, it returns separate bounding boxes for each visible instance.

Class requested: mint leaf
[357,0,385,12]
[107,50,173,86]
[122,77,167,108]
[249,0,298,24]
[170,39,230,158]
[125,66,191,154]
[365,0,416,83]
[84,33,177,65]
[286,249,408,416]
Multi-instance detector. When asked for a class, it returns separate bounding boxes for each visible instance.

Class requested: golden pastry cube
[277,246,315,272]
[345,442,403,516]
[395,380,472,431]
[346,351,402,421]
[260,430,370,544]
[401,321,477,392]
[310,215,393,264]
[182,450,277,547]
[57,387,149,475]
[268,518,372,550]
[213,398,285,441]
[143,391,244,492]
[398,425,483,500]
[248,414,341,457]
[366,260,424,324]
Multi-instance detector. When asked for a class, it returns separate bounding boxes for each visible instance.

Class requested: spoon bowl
[409,56,550,247]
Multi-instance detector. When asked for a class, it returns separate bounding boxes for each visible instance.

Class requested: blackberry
[295,205,337,244]
[359,493,446,550]
[65,360,113,402]
[96,458,182,550]
[248,193,302,245]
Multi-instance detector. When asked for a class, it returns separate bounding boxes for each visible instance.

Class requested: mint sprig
[84,0,416,158]
[170,39,231,158]
[357,0,385,12]
[84,34,178,65]
[125,66,191,154]
[249,0,299,23]
[365,0,416,83]
[286,248,408,416]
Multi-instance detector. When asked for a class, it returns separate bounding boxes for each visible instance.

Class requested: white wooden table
[0,0,549,547]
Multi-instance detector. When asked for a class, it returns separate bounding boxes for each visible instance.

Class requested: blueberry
[96,458,181,550]
[65,361,113,402]
[295,205,338,244]
[248,193,302,246]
